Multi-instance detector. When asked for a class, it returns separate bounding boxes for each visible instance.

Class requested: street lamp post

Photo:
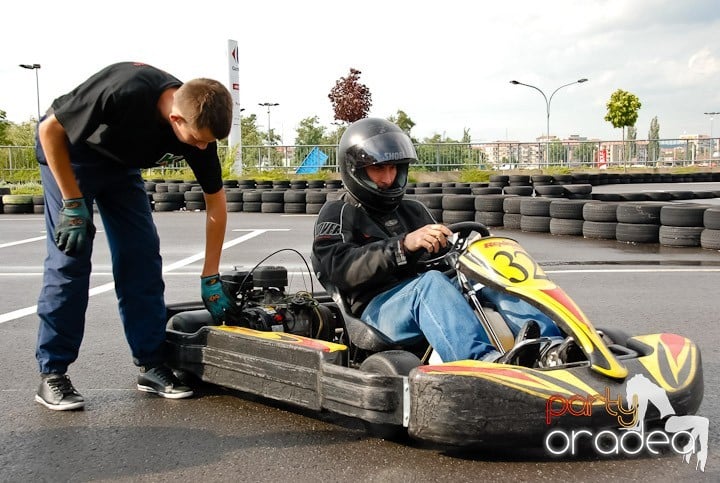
[510,78,588,167]
[704,112,720,157]
[19,63,42,120]
[258,102,279,169]
[258,102,279,145]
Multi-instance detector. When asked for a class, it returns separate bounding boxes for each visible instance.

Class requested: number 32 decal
[492,249,549,284]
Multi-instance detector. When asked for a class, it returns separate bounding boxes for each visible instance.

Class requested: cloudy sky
[2,0,719,143]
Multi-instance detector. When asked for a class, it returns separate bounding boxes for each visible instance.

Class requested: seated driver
[311,118,559,363]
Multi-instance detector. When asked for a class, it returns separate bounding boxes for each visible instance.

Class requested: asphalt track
[0,183,718,482]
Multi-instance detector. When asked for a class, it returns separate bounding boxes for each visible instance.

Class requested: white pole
[227,39,242,174]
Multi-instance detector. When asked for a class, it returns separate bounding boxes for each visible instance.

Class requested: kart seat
[167,309,215,333]
[323,283,398,352]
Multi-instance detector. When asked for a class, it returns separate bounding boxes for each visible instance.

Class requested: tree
[238,114,272,169]
[571,142,597,166]
[396,110,416,136]
[548,141,566,164]
[1,119,36,146]
[648,116,660,163]
[328,68,372,123]
[295,116,326,145]
[627,125,637,160]
[604,89,642,161]
[0,109,8,144]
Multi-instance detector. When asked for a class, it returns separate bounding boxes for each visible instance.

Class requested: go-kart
[165,222,704,448]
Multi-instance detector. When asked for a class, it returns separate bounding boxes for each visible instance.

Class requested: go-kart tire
[359,351,421,441]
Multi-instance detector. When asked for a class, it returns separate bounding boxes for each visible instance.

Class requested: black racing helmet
[338,118,417,214]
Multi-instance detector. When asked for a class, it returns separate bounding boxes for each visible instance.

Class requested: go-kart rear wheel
[359,350,421,441]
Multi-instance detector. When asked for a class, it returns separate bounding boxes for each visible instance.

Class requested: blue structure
[296,147,328,174]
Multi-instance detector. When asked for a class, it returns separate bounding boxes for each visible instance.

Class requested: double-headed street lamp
[258,102,279,145]
[19,63,42,120]
[510,78,588,166]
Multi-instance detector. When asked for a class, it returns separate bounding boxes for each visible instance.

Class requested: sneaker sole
[136,384,194,399]
[34,394,85,411]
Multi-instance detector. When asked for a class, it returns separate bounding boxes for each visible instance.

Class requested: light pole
[704,112,719,157]
[258,102,278,168]
[331,121,345,145]
[19,63,41,120]
[258,102,279,145]
[510,78,588,166]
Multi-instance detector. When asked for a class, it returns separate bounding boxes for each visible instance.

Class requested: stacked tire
[659,204,710,247]
[2,194,34,214]
[582,202,619,240]
[701,208,720,250]
[226,188,243,212]
[410,194,443,221]
[184,190,205,211]
[502,196,523,230]
[442,195,475,224]
[615,202,666,244]
[549,199,588,236]
[305,190,327,214]
[520,197,553,233]
[261,190,285,213]
[474,194,513,227]
[283,189,306,214]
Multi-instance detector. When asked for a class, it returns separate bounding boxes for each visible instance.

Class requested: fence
[2,137,718,179]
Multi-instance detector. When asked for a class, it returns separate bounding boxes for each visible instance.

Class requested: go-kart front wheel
[359,350,421,441]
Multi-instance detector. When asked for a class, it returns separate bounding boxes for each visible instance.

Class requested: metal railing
[2,137,718,179]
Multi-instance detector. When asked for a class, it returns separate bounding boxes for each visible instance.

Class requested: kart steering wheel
[418,221,491,273]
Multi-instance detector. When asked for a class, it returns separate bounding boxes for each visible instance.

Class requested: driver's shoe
[515,320,541,344]
[35,374,85,411]
[137,365,193,399]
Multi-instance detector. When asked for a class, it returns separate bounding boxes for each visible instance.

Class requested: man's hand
[201,274,236,323]
[55,198,95,256]
[403,224,453,253]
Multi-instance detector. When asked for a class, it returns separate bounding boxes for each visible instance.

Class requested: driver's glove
[201,274,236,324]
[55,198,96,256]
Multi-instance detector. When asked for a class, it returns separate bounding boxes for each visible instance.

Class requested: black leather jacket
[311,192,444,316]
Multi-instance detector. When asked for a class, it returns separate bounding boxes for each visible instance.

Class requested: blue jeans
[36,142,166,373]
[361,271,562,362]
[480,287,562,338]
[361,271,495,361]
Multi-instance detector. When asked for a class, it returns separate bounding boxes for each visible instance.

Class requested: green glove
[55,198,95,256]
[201,274,237,323]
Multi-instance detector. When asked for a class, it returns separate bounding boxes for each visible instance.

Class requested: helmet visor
[345,131,417,169]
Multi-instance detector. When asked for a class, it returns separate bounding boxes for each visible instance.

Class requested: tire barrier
[4,176,720,252]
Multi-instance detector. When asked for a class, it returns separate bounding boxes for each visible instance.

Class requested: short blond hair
[174,78,233,139]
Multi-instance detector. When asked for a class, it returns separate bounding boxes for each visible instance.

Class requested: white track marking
[0,235,46,248]
[0,229,275,325]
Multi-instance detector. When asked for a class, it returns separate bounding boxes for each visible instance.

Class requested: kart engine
[220,266,334,340]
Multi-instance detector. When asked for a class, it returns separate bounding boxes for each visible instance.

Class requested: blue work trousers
[36,142,166,373]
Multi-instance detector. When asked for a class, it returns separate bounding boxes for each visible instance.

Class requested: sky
[2,0,719,144]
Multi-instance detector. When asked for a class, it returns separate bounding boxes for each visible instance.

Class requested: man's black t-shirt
[49,62,222,194]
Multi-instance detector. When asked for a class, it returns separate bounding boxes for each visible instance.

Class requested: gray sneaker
[35,374,85,411]
[137,365,193,399]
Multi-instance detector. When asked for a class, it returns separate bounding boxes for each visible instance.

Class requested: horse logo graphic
[624,374,708,472]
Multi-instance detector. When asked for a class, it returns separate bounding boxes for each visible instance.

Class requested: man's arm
[201,188,227,276]
[38,115,83,199]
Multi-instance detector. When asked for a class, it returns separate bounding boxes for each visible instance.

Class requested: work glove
[55,198,95,256]
[201,274,237,324]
